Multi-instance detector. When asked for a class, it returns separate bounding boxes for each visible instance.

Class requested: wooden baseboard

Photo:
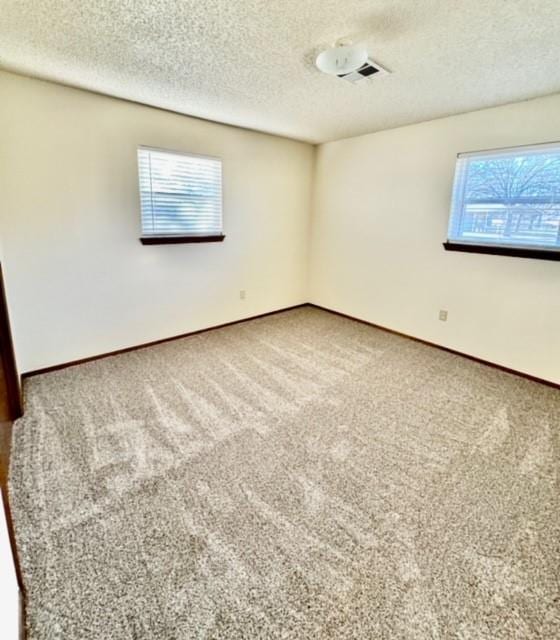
[308,303,560,390]
[22,301,560,390]
[22,304,308,378]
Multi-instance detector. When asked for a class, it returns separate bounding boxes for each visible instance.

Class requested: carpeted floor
[8,306,560,639]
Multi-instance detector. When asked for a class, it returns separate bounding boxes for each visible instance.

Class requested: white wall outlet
[439,309,448,322]
[239,290,246,300]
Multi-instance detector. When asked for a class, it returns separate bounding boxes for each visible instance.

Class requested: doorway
[0,262,21,424]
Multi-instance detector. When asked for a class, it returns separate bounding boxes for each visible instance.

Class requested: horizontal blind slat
[138,147,223,237]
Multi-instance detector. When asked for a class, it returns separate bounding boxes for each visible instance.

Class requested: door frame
[0,263,22,421]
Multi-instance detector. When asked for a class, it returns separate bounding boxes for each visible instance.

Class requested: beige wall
[0,72,314,372]
[309,95,560,384]
[2,70,559,383]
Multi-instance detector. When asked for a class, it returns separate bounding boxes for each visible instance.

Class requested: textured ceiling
[2,1,560,143]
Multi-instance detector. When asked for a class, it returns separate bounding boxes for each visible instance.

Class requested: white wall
[0,492,20,640]
[309,95,560,384]
[2,70,559,384]
[0,71,314,372]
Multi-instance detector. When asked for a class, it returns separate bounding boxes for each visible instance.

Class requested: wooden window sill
[140,235,226,245]
[443,242,560,261]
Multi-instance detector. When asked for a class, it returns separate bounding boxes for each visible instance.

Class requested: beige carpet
[8,306,560,639]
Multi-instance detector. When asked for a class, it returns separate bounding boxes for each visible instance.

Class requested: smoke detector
[315,40,390,83]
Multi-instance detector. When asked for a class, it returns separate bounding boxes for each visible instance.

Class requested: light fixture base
[315,43,369,77]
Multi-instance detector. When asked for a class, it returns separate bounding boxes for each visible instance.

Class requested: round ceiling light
[315,43,368,76]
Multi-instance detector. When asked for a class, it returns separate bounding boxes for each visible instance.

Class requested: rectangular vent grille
[338,59,390,84]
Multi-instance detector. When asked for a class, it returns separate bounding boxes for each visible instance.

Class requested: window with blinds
[446,141,560,257]
[138,146,223,242]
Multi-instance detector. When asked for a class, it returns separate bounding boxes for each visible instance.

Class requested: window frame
[137,145,225,245]
[443,141,560,261]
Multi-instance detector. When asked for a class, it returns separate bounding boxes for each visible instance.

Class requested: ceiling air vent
[338,59,390,84]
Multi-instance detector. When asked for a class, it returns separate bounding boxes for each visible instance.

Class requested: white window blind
[138,146,223,238]
[447,141,560,251]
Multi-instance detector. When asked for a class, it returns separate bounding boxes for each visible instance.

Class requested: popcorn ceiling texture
[9,307,560,639]
[2,1,560,142]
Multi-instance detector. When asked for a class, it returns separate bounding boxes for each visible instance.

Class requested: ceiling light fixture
[315,41,369,76]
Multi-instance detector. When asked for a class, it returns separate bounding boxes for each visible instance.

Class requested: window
[137,146,224,244]
[444,142,560,260]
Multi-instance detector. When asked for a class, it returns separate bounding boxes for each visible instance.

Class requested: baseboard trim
[308,303,560,390]
[22,301,559,391]
[23,304,307,378]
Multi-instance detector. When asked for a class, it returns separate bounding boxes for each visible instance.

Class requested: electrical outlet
[439,309,448,322]
[239,290,246,300]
